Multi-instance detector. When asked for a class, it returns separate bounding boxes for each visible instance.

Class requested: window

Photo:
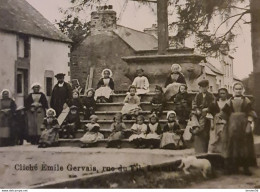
[210,86,213,92]
[18,35,30,58]
[16,73,24,94]
[46,77,53,96]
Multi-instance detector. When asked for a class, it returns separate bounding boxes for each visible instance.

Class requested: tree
[57,0,260,133]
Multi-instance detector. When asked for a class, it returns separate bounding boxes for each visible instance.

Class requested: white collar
[58,82,64,87]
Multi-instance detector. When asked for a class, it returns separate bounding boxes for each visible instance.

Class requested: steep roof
[0,0,71,43]
[113,25,158,51]
[205,62,224,75]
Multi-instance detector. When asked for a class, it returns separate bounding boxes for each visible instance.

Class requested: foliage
[56,0,250,55]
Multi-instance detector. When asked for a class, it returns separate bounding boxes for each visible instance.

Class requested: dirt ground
[0,144,194,188]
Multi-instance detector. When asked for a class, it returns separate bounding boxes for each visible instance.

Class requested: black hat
[198,79,209,87]
[55,73,66,78]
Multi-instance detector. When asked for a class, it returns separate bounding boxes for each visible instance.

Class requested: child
[0,89,17,147]
[191,79,215,154]
[121,85,142,120]
[174,85,191,128]
[150,85,166,117]
[38,108,60,148]
[145,113,162,149]
[61,105,80,139]
[94,69,114,103]
[160,111,183,149]
[129,115,148,148]
[80,115,104,147]
[68,90,84,112]
[83,88,96,120]
[132,67,150,95]
[107,113,126,148]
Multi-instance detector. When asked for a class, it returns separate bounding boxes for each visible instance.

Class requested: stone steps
[93,111,168,120]
[95,102,175,111]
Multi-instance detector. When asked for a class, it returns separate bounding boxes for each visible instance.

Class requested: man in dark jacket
[50,73,72,117]
[191,79,215,153]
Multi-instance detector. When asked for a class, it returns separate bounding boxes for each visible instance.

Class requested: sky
[26,0,253,79]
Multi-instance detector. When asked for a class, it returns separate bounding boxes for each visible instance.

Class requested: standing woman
[208,88,229,153]
[221,82,257,175]
[164,64,186,101]
[25,83,48,144]
[0,89,17,146]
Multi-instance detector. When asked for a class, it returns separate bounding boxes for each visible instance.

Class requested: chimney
[90,5,117,35]
[144,24,158,38]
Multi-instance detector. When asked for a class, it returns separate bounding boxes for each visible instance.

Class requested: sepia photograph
[0,0,260,189]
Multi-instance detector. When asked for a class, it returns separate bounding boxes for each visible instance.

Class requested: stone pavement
[0,134,259,188]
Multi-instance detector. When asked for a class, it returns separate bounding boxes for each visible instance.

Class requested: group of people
[0,63,257,175]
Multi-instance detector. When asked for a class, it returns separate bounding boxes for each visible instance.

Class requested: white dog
[178,156,212,178]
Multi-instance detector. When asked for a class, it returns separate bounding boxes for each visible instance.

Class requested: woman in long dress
[208,88,229,153]
[164,64,186,101]
[0,89,17,146]
[221,82,257,175]
[94,69,114,103]
[38,108,60,148]
[25,83,48,144]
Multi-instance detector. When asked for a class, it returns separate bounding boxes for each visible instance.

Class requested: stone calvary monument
[70,1,205,92]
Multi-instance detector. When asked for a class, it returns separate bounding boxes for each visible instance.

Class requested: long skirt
[80,132,104,144]
[129,133,146,142]
[164,83,182,101]
[0,111,12,146]
[94,87,113,100]
[223,112,257,167]
[208,113,226,153]
[108,131,124,141]
[27,108,45,139]
[121,104,141,115]
[193,116,210,154]
[136,88,150,95]
[39,128,59,145]
[160,132,181,148]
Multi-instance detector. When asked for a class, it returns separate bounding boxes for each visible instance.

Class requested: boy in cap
[50,73,73,117]
[190,79,215,153]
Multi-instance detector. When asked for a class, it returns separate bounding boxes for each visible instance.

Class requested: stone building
[70,6,205,92]
[70,6,159,91]
[0,0,71,106]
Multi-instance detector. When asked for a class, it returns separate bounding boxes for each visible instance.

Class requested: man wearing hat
[50,73,73,117]
[190,79,215,153]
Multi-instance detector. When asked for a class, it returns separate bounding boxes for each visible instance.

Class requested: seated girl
[132,67,150,95]
[173,85,191,128]
[0,89,17,147]
[107,113,126,148]
[121,85,142,120]
[68,90,84,112]
[94,69,114,103]
[145,113,162,149]
[129,115,148,148]
[164,64,186,101]
[60,105,80,139]
[38,108,60,148]
[160,111,184,149]
[150,85,166,117]
[83,88,96,120]
[80,115,104,147]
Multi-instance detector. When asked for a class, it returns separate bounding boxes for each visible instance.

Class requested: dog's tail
[178,160,184,169]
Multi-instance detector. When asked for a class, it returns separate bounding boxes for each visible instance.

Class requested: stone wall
[70,33,133,91]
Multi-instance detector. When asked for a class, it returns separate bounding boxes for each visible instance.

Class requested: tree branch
[214,10,249,35]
